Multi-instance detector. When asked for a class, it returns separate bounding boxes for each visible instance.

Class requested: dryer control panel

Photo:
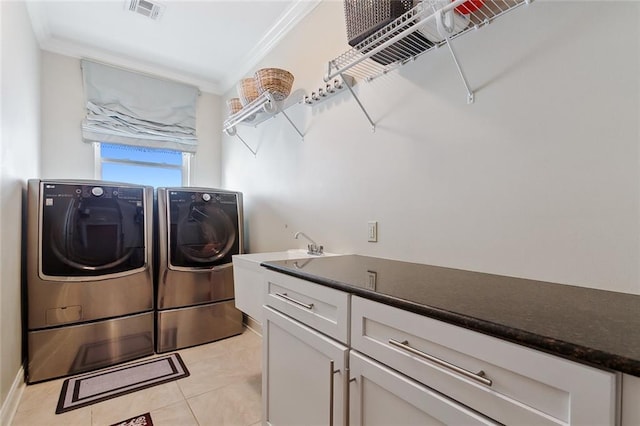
[43,183,144,205]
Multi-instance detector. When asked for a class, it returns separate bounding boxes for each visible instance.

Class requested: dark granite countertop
[262,254,640,377]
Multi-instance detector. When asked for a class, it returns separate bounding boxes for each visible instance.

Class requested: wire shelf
[327,0,530,83]
[223,92,277,132]
[223,91,304,156]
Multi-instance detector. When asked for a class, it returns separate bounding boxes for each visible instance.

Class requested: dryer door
[168,191,239,269]
[40,183,146,279]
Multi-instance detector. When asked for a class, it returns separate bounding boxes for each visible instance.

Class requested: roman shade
[81,60,199,152]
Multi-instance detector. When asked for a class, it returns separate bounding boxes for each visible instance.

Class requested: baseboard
[0,366,25,426]
[243,314,262,337]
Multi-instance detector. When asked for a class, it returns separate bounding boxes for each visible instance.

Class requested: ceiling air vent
[126,0,165,20]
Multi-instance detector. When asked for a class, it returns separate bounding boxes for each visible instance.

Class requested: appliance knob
[202,193,211,202]
[91,187,104,197]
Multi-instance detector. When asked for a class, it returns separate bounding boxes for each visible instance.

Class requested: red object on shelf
[454,0,484,14]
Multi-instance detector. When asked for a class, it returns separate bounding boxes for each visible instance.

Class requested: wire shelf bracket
[325,0,531,106]
[341,71,376,131]
[223,91,304,156]
[224,126,257,157]
[440,18,475,104]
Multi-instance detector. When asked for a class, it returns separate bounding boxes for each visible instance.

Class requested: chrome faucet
[294,231,324,255]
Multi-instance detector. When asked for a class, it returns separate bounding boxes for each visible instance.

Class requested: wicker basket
[237,78,260,106]
[343,0,432,65]
[254,68,294,101]
[226,98,243,115]
[344,0,412,45]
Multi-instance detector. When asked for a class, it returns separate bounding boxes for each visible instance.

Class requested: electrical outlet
[366,271,377,290]
[368,221,378,242]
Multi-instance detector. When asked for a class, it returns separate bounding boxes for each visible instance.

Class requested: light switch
[368,221,378,242]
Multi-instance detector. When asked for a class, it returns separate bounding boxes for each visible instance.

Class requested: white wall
[193,91,223,187]
[41,51,223,187]
[222,1,640,295]
[40,52,93,179]
[0,0,41,416]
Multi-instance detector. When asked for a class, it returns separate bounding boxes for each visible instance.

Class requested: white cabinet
[349,351,497,425]
[261,269,625,426]
[351,296,619,426]
[262,270,350,426]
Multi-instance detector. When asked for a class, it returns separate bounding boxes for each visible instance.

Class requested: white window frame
[93,142,192,186]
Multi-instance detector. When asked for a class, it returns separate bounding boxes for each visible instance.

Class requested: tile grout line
[176,351,200,426]
[175,351,201,426]
[184,397,201,426]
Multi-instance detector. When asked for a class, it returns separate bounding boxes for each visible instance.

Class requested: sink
[233,249,338,265]
[284,249,339,258]
[232,249,342,326]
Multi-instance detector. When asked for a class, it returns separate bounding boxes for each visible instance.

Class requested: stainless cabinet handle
[329,360,334,426]
[275,292,314,310]
[329,360,340,426]
[388,338,493,387]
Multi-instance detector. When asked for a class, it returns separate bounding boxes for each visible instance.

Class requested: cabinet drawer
[350,351,498,425]
[264,270,350,344]
[351,296,618,426]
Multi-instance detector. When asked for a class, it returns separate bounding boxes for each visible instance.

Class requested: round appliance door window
[42,185,146,277]
[172,202,237,266]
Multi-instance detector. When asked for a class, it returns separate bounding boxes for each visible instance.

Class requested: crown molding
[219,0,322,93]
[26,0,220,93]
[39,36,221,94]
[25,1,51,44]
[24,0,321,95]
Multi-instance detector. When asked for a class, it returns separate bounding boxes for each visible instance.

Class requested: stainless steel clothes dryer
[26,179,154,383]
[155,187,243,353]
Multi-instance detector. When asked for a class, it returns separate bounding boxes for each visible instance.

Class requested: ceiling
[26,0,321,94]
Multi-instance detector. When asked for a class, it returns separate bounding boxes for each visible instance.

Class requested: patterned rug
[110,412,153,426]
[56,353,189,414]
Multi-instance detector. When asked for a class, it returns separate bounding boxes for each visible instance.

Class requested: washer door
[169,192,239,268]
[40,183,146,278]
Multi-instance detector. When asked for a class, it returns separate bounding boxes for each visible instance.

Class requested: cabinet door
[263,306,348,426]
[622,374,640,426]
[349,351,498,426]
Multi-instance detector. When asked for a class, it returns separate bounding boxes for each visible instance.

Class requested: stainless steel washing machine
[26,179,155,383]
[155,187,243,353]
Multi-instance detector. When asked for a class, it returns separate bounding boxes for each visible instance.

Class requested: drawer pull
[388,338,493,387]
[329,360,340,426]
[275,292,314,310]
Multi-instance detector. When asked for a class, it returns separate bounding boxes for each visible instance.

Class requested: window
[95,143,191,187]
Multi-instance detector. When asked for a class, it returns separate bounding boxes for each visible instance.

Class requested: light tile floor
[11,329,262,426]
